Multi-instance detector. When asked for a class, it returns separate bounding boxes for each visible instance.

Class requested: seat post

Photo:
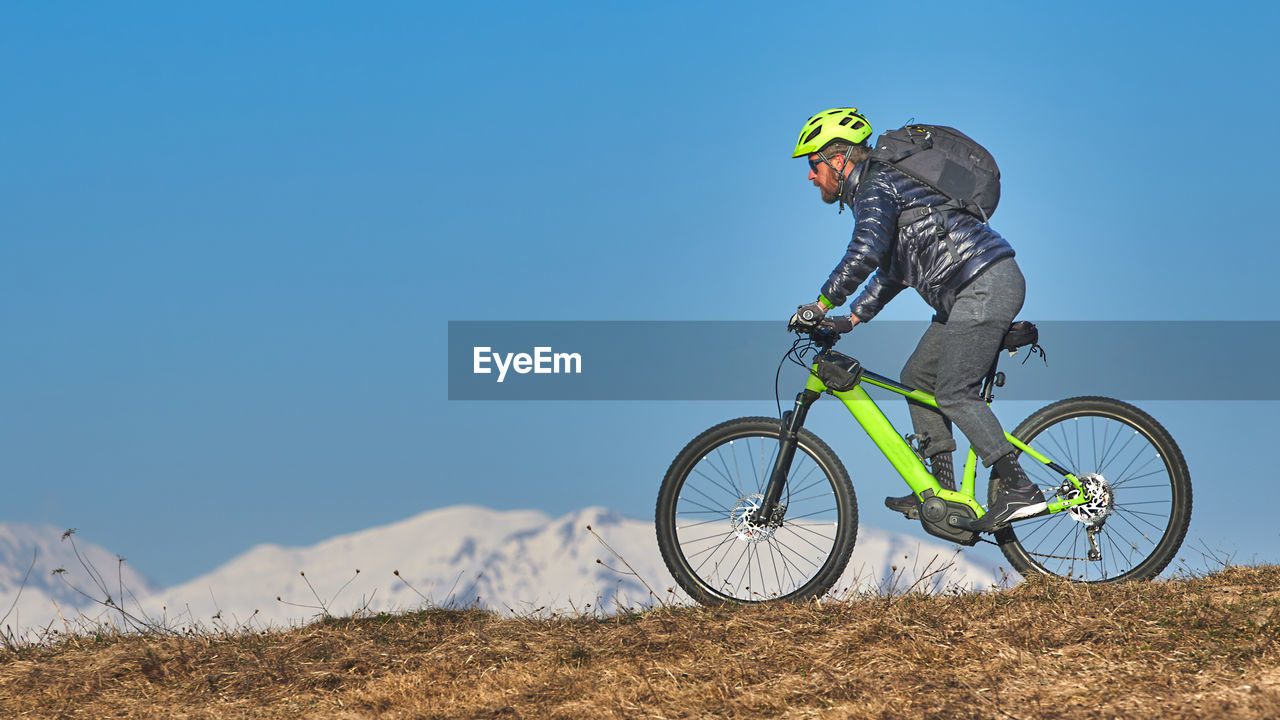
[981,354,1000,403]
[985,320,1038,403]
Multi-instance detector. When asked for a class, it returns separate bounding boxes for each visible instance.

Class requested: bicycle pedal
[884,495,921,519]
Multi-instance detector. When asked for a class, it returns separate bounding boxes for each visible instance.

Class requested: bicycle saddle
[1001,320,1039,352]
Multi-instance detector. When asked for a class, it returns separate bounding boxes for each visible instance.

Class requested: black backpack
[859,124,1001,223]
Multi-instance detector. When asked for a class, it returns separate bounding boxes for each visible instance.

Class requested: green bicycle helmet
[791,108,873,158]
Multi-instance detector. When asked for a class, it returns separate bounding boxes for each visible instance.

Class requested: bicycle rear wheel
[656,417,857,605]
[992,396,1192,583]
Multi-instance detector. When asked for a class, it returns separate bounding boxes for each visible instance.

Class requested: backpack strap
[899,198,965,228]
[899,201,966,266]
[900,197,988,226]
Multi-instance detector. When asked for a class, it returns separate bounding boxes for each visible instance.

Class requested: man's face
[807,153,843,205]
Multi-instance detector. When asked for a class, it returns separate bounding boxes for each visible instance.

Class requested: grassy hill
[1,565,1277,719]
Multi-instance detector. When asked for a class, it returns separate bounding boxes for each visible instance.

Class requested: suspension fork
[754,389,822,523]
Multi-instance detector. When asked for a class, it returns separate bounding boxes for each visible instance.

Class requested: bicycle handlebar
[788,315,856,348]
[823,316,855,334]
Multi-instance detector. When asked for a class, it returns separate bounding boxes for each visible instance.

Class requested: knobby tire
[992,396,1192,583]
[655,417,857,605]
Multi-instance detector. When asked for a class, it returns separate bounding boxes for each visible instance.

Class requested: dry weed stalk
[0,565,1276,719]
[586,523,669,610]
[276,569,375,621]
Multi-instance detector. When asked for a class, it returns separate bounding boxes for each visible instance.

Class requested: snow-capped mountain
[0,507,1004,633]
[0,524,156,634]
[138,506,1003,627]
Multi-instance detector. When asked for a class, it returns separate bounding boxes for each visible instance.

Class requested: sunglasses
[808,152,838,173]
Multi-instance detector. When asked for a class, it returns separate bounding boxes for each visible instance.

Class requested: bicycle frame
[659,332,1192,599]
[758,358,1093,527]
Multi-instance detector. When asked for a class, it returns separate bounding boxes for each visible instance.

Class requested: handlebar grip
[826,316,854,334]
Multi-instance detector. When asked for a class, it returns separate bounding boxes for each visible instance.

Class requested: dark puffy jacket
[820,162,1015,321]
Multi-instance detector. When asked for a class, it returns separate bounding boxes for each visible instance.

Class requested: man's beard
[820,183,841,204]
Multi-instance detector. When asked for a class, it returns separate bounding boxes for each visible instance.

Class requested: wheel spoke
[766,539,784,596]
[657,423,855,603]
[1097,430,1140,478]
[682,529,737,556]
[744,438,762,496]
[1107,446,1158,487]
[788,465,829,498]
[676,516,731,529]
[1118,508,1175,518]
[1043,425,1079,475]
[1109,468,1169,489]
[995,403,1189,584]
[783,506,839,522]
[690,466,742,504]
[1094,417,1121,473]
[690,532,739,576]
[710,447,747,499]
[682,486,734,515]
[1112,506,1168,533]
[1041,524,1078,565]
[1012,514,1058,543]
[785,522,837,545]
[770,532,825,571]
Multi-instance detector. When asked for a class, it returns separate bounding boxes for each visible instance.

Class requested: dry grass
[0,566,1277,719]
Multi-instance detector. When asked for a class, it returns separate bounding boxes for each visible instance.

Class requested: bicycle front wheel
[655,417,857,605]
[993,397,1192,583]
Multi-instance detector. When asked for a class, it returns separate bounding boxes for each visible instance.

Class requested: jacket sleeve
[848,272,907,321]
[819,171,901,312]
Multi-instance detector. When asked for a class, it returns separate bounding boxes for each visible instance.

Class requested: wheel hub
[1065,473,1115,525]
[730,494,779,542]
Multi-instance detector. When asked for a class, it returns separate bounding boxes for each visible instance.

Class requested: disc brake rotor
[729,494,779,542]
[1065,473,1115,525]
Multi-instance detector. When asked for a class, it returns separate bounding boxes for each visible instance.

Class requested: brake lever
[787,316,852,348]
[824,315,854,334]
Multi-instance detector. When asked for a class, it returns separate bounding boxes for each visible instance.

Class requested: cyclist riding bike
[789,107,1043,532]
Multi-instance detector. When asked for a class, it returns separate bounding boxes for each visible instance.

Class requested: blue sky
[3,2,1278,585]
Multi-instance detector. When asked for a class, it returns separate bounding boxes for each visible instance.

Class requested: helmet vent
[803,127,822,144]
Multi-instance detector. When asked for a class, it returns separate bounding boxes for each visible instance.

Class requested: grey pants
[901,257,1025,467]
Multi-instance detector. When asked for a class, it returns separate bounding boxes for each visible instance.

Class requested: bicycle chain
[979,535,1091,561]
[1026,550,1093,562]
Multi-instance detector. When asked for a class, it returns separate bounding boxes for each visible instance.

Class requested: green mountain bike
[655,320,1192,605]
